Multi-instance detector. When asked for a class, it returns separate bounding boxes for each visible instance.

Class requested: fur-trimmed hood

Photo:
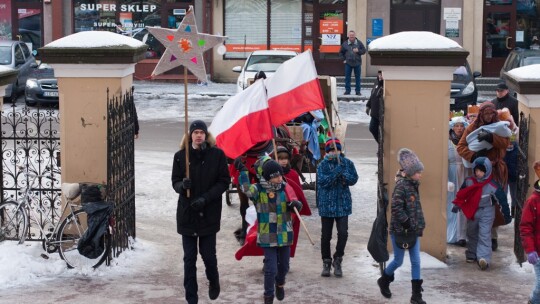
[179,132,216,150]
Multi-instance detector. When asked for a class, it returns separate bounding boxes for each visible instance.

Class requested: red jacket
[520,190,540,254]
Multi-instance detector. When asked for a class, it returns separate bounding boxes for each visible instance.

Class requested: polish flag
[266,50,325,126]
[209,80,273,159]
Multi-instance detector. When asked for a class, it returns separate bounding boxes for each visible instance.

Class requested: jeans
[263,246,290,297]
[344,64,361,94]
[182,234,219,304]
[384,234,421,280]
[321,216,349,260]
[531,262,540,304]
[369,117,380,143]
[238,190,249,237]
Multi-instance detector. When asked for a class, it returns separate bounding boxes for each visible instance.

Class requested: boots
[333,256,343,277]
[410,279,426,304]
[377,272,394,298]
[321,259,332,277]
[264,295,274,304]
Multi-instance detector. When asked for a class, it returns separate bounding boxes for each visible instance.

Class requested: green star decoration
[146,6,226,81]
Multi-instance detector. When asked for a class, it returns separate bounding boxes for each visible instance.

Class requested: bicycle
[0,165,111,269]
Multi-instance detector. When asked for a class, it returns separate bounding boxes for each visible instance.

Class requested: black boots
[275,283,285,301]
[321,259,332,277]
[411,279,426,304]
[333,256,343,277]
[377,272,394,298]
[264,295,274,304]
[209,279,220,300]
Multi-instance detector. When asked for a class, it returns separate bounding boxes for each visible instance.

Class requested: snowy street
[0,81,532,304]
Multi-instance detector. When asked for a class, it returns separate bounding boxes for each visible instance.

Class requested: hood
[179,132,216,150]
[472,157,492,181]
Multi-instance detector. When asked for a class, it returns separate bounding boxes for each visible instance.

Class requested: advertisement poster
[119,12,133,29]
[322,34,341,45]
[445,20,459,38]
[320,20,343,34]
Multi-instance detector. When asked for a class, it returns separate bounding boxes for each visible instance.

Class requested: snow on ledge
[369,31,461,50]
[46,31,145,48]
[508,64,540,80]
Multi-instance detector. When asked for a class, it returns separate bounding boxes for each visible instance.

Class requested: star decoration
[146,6,226,81]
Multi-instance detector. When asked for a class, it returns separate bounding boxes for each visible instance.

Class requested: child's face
[278,157,289,167]
[269,175,283,184]
[475,168,485,179]
[410,171,422,181]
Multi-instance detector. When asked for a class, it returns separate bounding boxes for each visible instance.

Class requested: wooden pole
[293,206,315,245]
[272,138,278,161]
[323,108,340,164]
[184,67,190,198]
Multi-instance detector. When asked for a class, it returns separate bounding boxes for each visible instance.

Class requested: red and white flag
[266,50,325,126]
[209,80,273,159]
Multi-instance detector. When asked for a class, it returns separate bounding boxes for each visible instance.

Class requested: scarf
[449,130,461,145]
[452,175,492,220]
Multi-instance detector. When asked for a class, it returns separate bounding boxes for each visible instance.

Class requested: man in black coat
[171,120,230,304]
[366,70,383,143]
[491,82,519,124]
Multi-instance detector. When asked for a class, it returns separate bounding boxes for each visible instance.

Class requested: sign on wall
[372,18,383,37]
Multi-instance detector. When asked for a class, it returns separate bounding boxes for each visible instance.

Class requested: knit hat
[449,116,468,130]
[276,146,291,159]
[397,148,424,176]
[262,159,283,181]
[325,138,342,152]
[189,120,208,136]
[535,161,540,179]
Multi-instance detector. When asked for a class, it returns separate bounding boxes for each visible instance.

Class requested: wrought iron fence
[107,87,136,260]
[514,112,530,265]
[1,105,61,240]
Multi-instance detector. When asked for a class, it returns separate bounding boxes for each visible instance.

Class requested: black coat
[491,94,519,124]
[172,138,230,237]
[366,80,383,120]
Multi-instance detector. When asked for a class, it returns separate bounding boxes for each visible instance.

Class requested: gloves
[287,200,303,212]
[471,148,489,162]
[401,218,411,230]
[190,197,206,211]
[451,205,460,213]
[477,130,494,143]
[173,178,191,193]
[234,157,247,171]
[365,107,371,116]
[528,252,539,265]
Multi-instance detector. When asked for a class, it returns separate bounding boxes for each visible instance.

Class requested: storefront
[0,0,43,54]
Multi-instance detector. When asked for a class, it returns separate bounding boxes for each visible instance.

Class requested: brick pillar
[369,38,469,261]
[504,70,540,195]
[38,33,146,184]
[0,69,18,108]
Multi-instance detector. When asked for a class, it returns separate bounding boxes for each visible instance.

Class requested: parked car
[450,62,481,112]
[24,62,58,106]
[0,40,36,103]
[500,47,540,78]
[232,50,297,92]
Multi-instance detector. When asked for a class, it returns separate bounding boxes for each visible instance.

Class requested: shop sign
[226,44,267,52]
[320,20,343,34]
[445,20,459,38]
[372,18,383,37]
[443,8,461,21]
[321,34,340,45]
[79,4,158,13]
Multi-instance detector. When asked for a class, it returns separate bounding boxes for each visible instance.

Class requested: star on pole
[146,6,226,81]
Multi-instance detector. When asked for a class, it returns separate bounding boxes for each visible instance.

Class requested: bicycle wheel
[0,201,28,244]
[57,209,109,269]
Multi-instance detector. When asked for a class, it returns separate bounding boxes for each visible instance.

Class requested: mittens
[234,157,247,171]
[190,197,206,211]
[528,252,539,265]
[477,130,493,143]
[287,200,303,212]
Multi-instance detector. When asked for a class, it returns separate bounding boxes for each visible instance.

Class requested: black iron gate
[514,112,530,265]
[0,105,61,240]
[107,88,136,259]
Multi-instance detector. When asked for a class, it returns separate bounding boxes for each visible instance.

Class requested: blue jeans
[531,262,540,303]
[384,233,421,280]
[321,216,349,259]
[344,64,361,93]
[182,234,219,304]
[263,246,290,297]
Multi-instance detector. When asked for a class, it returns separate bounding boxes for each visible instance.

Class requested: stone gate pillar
[369,32,469,261]
[38,32,146,184]
[0,68,18,109]
[504,65,540,195]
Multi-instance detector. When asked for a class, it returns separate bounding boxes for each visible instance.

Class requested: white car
[232,50,297,93]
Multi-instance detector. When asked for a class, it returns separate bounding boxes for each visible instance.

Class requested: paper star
[146,6,226,81]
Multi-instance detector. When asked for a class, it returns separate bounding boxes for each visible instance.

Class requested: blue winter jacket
[316,154,358,217]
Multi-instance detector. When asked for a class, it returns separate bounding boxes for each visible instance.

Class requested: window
[225,0,267,59]
[270,0,301,52]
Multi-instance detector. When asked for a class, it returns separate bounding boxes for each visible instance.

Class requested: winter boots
[333,256,343,277]
[321,259,332,277]
[264,295,274,304]
[377,272,394,298]
[275,283,285,301]
[209,279,220,300]
[410,279,426,304]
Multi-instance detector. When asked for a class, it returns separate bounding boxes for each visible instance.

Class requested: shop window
[270,0,301,52]
[485,0,513,5]
[391,0,440,4]
[225,0,267,59]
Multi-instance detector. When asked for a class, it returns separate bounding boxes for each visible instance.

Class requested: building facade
[0,0,538,81]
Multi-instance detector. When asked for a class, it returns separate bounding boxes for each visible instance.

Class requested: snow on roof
[0,66,15,73]
[508,64,540,80]
[369,31,461,50]
[45,31,145,48]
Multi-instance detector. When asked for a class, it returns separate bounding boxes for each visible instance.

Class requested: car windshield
[0,46,12,65]
[452,65,470,82]
[522,56,540,66]
[245,55,295,72]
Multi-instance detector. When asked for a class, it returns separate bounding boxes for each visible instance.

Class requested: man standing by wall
[339,30,366,96]
[491,82,519,125]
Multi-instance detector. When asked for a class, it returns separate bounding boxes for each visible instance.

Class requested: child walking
[520,161,540,304]
[317,138,358,277]
[235,157,302,304]
[377,148,426,304]
[452,157,509,270]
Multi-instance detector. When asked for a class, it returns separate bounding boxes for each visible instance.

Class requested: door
[483,1,516,77]
[13,1,43,55]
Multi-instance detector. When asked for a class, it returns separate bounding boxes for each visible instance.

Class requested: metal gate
[514,112,530,265]
[0,105,61,240]
[107,88,136,258]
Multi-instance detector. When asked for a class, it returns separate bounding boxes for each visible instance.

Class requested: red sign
[320,20,343,34]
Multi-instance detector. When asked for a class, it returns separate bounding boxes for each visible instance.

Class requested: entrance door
[310,1,347,75]
[13,2,42,55]
[483,1,517,77]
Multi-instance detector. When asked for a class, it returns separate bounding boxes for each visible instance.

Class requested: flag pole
[293,206,315,245]
[323,108,340,164]
[184,67,190,198]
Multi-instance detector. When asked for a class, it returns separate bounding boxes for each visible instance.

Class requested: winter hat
[496,82,509,91]
[262,159,283,181]
[397,148,424,176]
[534,160,540,179]
[325,138,342,152]
[449,116,468,130]
[276,146,291,159]
[189,120,208,136]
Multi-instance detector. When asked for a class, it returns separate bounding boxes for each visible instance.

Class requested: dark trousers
[263,246,290,297]
[369,117,380,143]
[182,234,219,304]
[238,190,249,236]
[344,64,361,93]
[321,216,349,260]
